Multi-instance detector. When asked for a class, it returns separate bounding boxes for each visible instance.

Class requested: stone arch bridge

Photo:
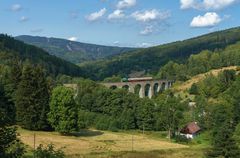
[102,79,174,99]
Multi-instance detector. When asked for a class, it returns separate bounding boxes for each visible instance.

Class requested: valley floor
[18,128,205,158]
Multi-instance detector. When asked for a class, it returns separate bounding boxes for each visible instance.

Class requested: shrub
[34,144,65,158]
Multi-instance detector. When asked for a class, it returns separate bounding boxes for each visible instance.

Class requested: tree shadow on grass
[70,129,104,137]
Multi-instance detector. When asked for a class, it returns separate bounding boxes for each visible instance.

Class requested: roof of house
[180,122,201,134]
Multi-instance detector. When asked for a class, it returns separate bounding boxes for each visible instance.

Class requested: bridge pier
[129,86,135,93]
[148,84,154,99]
[139,85,145,98]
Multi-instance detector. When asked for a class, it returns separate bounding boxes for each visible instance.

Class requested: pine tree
[207,122,240,158]
[15,63,50,130]
[207,103,240,158]
[0,82,25,157]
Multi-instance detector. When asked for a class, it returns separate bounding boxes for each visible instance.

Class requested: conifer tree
[207,122,240,158]
[15,63,50,130]
[0,82,25,157]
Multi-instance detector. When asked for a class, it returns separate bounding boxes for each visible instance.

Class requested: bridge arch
[144,84,151,98]
[122,85,130,91]
[160,82,166,92]
[134,84,141,94]
[153,83,159,95]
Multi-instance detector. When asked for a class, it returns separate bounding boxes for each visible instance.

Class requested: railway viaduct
[64,79,174,99]
[101,79,174,99]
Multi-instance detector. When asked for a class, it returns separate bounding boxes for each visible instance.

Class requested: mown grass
[18,128,206,158]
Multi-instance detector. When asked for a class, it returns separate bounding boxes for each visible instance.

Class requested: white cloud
[203,0,236,10]
[137,42,153,48]
[140,25,154,35]
[190,12,222,27]
[86,8,107,21]
[19,16,29,22]
[68,37,78,41]
[108,10,125,20]
[113,41,120,45]
[180,0,237,10]
[180,0,198,9]
[131,9,170,22]
[11,4,22,12]
[117,0,136,9]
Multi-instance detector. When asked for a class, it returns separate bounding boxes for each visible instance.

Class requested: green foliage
[189,83,199,95]
[15,63,50,130]
[233,123,240,147]
[158,41,240,81]
[190,72,240,157]
[34,144,65,158]
[136,99,155,130]
[154,92,186,136]
[48,86,77,134]
[224,77,240,125]
[0,82,25,158]
[103,75,121,82]
[0,34,84,77]
[80,27,240,80]
[207,122,240,158]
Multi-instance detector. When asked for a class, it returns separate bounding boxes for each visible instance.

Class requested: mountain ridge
[15,35,136,64]
[79,26,240,80]
[0,34,84,77]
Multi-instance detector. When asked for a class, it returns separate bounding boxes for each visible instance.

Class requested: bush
[78,110,97,129]
[108,119,119,132]
[189,83,199,95]
[6,141,25,158]
[34,144,65,158]
[175,135,191,144]
[95,116,110,130]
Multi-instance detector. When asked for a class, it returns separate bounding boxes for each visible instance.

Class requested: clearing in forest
[18,128,188,157]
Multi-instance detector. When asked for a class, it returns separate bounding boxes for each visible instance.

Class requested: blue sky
[1,0,240,47]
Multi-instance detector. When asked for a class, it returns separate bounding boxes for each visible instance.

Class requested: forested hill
[15,35,136,64]
[80,27,240,81]
[0,34,84,77]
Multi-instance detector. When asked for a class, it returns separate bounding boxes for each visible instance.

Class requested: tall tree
[207,122,240,158]
[155,92,185,138]
[0,82,25,157]
[48,86,77,135]
[207,102,240,158]
[15,63,50,130]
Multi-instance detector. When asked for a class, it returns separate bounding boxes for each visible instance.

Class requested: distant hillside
[80,27,240,80]
[174,66,238,92]
[0,34,84,77]
[15,35,136,64]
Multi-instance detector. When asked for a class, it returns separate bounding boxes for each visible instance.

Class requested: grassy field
[174,66,238,92]
[172,66,239,101]
[18,128,206,158]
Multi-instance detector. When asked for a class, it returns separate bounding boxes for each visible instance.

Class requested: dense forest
[16,35,136,64]
[0,34,84,77]
[188,70,240,157]
[158,41,240,81]
[80,27,240,80]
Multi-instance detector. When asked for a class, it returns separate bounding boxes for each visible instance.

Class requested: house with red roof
[180,122,201,139]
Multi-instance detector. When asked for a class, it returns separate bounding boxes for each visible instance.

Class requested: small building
[180,122,201,139]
